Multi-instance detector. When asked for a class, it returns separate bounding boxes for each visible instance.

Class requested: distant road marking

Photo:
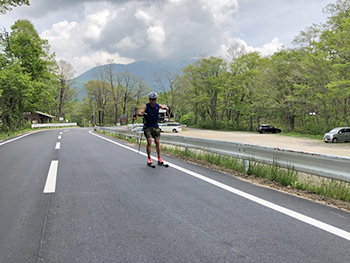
[55,142,61,149]
[58,135,61,140]
[89,130,350,242]
[43,160,58,193]
[59,132,63,134]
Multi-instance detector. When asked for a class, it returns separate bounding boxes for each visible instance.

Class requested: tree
[153,68,183,119]
[56,60,76,122]
[228,51,265,130]
[185,56,228,128]
[133,79,148,116]
[261,49,306,131]
[103,59,120,124]
[120,71,139,117]
[0,19,57,130]
[7,19,57,112]
[0,60,33,130]
[7,20,54,80]
[0,0,29,14]
[84,79,110,126]
[177,63,202,125]
[320,14,350,126]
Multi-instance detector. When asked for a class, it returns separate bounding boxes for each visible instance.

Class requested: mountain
[74,59,194,101]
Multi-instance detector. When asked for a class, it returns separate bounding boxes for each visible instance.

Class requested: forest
[1,0,350,135]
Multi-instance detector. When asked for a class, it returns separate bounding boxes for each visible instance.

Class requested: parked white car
[159,123,182,133]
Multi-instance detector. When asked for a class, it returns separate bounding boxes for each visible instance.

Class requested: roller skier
[138,91,169,168]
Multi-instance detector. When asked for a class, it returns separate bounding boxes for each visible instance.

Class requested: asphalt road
[1,128,350,263]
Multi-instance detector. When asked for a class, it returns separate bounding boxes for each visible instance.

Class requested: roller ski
[147,162,156,168]
[158,160,169,168]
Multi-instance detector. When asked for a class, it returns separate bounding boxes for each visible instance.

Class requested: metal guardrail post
[243,159,250,172]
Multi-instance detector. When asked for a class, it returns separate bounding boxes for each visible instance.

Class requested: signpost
[131,107,137,124]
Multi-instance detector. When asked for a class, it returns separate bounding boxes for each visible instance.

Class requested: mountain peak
[74,59,193,100]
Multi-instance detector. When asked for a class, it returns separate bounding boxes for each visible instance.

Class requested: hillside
[74,59,193,100]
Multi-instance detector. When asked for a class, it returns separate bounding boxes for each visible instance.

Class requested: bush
[180,113,195,126]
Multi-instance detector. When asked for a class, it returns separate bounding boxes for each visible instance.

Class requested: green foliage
[180,113,195,126]
[0,19,63,131]
[0,60,34,130]
[0,0,29,14]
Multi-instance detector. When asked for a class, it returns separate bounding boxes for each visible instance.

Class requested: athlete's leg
[144,128,153,163]
[146,138,152,163]
[154,137,164,164]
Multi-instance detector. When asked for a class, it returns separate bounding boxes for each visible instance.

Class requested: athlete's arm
[138,104,147,116]
[159,104,169,111]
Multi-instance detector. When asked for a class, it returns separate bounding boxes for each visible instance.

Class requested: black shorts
[144,126,161,139]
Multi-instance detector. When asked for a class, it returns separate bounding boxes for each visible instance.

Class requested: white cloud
[147,25,167,54]
[37,0,241,75]
[2,0,337,76]
[41,20,78,41]
[134,9,153,25]
[216,35,284,60]
[200,0,238,25]
[254,38,284,56]
[113,36,143,50]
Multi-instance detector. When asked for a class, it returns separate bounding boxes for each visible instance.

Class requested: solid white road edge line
[89,131,350,242]
[43,160,58,193]
[0,133,31,146]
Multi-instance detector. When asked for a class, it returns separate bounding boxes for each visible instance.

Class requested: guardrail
[31,123,78,128]
[96,127,350,183]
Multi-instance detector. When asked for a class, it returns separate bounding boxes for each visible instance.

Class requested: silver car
[323,127,350,143]
[159,123,182,133]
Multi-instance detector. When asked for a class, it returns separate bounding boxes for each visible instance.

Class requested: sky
[0,0,338,76]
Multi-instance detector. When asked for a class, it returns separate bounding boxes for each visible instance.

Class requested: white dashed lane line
[43,131,67,193]
[43,160,58,193]
[55,142,61,150]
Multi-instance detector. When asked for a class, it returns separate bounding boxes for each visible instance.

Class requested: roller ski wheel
[158,161,169,168]
[147,162,156,168]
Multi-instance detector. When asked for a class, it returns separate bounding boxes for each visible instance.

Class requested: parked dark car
[257,124,281,134]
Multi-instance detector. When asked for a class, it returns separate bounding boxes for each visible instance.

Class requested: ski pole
[138,132,142,154]
[138,112,146,154]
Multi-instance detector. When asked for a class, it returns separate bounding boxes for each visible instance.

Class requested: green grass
[292,179,350,202]
[0,128,33,141]
[246,161,299,187]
